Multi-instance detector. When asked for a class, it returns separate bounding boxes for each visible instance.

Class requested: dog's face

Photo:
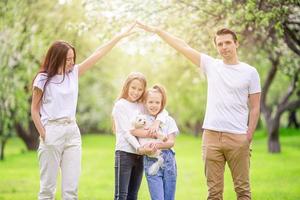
[134,114,147,129]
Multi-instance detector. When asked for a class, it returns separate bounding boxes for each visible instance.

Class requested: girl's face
[145,92,162,116]
[127,79,144,102]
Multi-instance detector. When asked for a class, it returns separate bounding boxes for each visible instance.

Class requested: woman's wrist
[154,27,160,34]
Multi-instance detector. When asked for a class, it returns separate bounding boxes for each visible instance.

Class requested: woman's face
[127,79,144,102]
[145,92,162,116]
[65,48,75,72]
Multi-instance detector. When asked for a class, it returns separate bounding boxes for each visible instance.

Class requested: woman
[31,23,135,200]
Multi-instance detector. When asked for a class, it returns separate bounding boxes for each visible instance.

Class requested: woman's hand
[117,22,137,39]
[136,21,157,33]
[148,120,160,135]
[138,143,157,155]
[78,21,137,76]
[40,128,46,142]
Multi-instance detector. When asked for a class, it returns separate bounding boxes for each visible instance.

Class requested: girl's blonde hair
[118,72,147,103]
[144,84,167,114]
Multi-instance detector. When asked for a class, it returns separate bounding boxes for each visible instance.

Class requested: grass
[0,129,300,200]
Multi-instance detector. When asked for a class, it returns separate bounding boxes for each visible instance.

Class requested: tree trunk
[267,119,281,153]
[193,120,203,137]
[0,139,7,160]
[287,110,299,128]
[15,120,39,150]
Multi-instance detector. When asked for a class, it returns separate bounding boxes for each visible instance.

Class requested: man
[137,22,261,200]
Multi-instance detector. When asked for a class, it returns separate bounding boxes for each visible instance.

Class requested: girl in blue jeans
[133,85,179,200]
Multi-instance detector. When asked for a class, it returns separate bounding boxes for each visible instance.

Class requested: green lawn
[0,129,300,200]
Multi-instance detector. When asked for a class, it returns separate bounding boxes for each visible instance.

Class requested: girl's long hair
[118,72,147,103]
[112,72,147,134]
[32,40,76,100]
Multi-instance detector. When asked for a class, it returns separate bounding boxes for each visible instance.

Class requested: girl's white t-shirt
[200,54,261,134]
[143,115,179,152]
[112,98,169,154]
[33,65,79,126]
[112,98,144,154]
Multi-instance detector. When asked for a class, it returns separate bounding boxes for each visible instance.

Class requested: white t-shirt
[112,98,169,154]
[201,53,261,134]
[140,115,179,152]
[33,65,79,126]
[112,98,144,154]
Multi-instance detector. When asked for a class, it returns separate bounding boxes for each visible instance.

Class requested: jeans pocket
[164,153,176,176]
[144,156,157,175]
[44,124,59,145]
[44,125,52,145]
[166,160,176,176]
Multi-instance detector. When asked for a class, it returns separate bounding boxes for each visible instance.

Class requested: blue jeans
[114,150,144,200]
[144,150,177,200]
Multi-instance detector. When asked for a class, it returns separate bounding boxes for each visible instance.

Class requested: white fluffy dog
[133,114,167,175]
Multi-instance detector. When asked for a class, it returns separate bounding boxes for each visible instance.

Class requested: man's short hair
[214,28,238,44]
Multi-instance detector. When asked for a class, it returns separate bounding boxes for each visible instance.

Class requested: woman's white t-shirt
[33,65,79,126]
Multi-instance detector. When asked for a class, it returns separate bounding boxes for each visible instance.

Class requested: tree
[235,0,300,153]
[84,0,300,152]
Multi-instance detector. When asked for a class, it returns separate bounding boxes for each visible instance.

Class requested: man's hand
[246,130,253,143]
[136,21,157,33]
[117,22,137,38]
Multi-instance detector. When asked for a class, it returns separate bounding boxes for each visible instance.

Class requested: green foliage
[1,0,299,152]
[0,129,300,199]
[0,0,92,154]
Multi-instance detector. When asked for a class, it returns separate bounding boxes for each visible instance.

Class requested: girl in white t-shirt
[31,24,135,200]
[131,85,179,200]
[112,73,168,200]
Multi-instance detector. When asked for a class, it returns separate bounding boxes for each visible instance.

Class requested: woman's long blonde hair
[118,72,147,103]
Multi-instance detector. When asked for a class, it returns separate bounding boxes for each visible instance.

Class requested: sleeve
[33,73,47,91]
[156,109,169,124]
[166,117,179,136]
[200,53,215,76]
[249,69,261,94]
[112,103,141,150]
[71,64,79,78]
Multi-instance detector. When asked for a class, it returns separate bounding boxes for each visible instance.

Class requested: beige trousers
[202,130,251,200]
[38,118,81,200]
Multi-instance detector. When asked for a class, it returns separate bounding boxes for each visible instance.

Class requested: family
[31,21,261,200]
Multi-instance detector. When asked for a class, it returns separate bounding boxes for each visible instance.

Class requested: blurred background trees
[1,0,299,159]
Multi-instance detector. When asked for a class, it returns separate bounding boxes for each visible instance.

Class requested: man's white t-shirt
[200,54,261,134]
[33,65,79,126]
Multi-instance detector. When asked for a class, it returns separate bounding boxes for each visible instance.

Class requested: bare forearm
[89,35,122,62]
[156,29,191,55]
[124,131,141,151]
[247,107,260,136]
[31,111,45,136]
[155,141,175,149]
[79,35,122,75]
[131,129,149,137]
[155,29,200,66]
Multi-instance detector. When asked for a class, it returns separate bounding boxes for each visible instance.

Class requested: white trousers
[38,119,81,200]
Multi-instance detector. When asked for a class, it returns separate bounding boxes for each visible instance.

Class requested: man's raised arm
[137,21,202,69]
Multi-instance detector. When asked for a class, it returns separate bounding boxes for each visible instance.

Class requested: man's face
[215,34,239,60]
